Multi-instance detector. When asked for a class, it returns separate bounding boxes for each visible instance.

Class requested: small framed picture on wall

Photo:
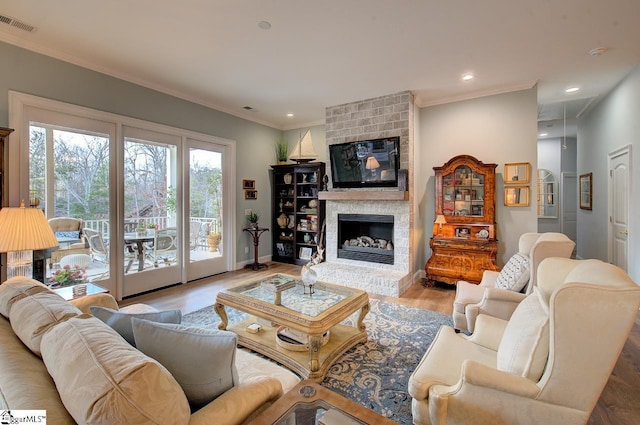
[245,190,257,200]
[242,179,255,190]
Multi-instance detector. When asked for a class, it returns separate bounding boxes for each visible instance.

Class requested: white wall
[419,88,539,266]
[578,65,640,282]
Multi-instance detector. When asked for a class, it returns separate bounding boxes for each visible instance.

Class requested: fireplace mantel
[318,191,408,201]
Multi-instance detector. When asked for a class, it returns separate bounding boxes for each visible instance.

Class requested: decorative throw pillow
[495,253,530,292]
[55,231,81,239]
[89,306,181,346]
[497,291,549,381]
[131,318,239,409]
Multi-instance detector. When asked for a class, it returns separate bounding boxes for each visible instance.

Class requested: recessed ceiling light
[286,113,294,117]
[462,73,474,81]
[588,47,608,57]
[539,133,548,137]
[565,87,580,93]
[258,21,271,30]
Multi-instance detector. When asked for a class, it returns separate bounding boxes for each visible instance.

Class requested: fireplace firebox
[337,214,394,265]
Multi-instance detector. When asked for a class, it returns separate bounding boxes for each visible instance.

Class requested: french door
[185,139,232,281]
[11,92,236,300]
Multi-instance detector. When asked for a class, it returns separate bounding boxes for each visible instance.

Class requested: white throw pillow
[131,318,239,409]
[89,306,181,346]
[497,291,549,381]
[495,252,530,292]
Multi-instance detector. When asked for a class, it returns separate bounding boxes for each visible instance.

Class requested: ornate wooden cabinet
[425,155,499,286]
[271,162,325,266]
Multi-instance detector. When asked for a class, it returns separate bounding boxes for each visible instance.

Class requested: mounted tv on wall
[329,136,400,189]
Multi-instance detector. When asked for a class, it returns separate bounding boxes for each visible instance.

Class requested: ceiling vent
[0,14,36,33]
[242,106,254,111]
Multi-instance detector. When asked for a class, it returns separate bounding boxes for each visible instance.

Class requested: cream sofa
[0,276,299,425]
[409,258,640,425]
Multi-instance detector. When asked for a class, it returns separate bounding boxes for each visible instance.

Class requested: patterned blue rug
[182,299,452,425]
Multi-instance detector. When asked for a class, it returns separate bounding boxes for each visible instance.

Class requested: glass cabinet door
[442,165,485,217]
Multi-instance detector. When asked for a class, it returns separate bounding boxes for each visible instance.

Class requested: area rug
[182,299,452,424]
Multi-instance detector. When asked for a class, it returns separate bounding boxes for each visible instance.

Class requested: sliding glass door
[121,128,181,297]
[13,92,236,299]
[186,140,230,281]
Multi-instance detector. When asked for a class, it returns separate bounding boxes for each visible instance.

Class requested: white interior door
[608,146,630,271]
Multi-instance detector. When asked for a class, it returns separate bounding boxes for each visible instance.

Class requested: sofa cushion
[0,276,51,318]
[90,306,181,346]
[0,316,75,424]
[495,253,530,292]
[497,290,549,381]
[10,291,81,356]
[132,318,239,409]
[40,316,190,424]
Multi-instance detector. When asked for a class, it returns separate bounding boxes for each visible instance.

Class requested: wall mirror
[537,168,557,218]
[504,186,529,207]
[504,162,530,184]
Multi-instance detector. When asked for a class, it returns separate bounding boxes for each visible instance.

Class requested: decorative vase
[207,233,221,252]
[301,264,317,295]
[283,173,292,184]
[304,233,311,243]
[277,213,289,229]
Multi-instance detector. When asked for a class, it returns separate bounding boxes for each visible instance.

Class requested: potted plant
[248,212,259,229]
[275,140,288,164]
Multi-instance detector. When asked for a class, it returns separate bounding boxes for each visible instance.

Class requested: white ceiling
[0,1,638,130]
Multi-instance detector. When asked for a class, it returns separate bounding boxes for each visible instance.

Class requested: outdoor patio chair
[152,227,178,267]
[189,221,203,251]
[83,228,109,264]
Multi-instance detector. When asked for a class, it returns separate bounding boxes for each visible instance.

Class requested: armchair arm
[428,361,541,425]
[464,314,508,351]
[69,293,118,313]
[188,376,283,425]
[465,288,526,331]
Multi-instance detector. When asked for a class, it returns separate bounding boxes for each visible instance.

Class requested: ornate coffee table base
[214,302,370,381]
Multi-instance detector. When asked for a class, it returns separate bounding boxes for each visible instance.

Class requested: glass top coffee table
[248,381,397,425]
[215,273,370,381]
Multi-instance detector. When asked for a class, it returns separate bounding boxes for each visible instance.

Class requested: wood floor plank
[120,262,639,425]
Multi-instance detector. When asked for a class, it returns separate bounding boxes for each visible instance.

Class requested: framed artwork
[504,162,531,184]
[580,173,592,210]
[244,190,257,200]
[299,247,313,260]
[504,186,530,207]
[242,179,255,189]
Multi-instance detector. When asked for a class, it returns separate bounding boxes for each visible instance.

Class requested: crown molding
[0,30,283,130]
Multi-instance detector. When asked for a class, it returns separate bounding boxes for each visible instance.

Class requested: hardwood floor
[121,262,640,425]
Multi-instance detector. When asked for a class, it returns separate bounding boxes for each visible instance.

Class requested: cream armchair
[453,232,574,332]
[408,258,640,425]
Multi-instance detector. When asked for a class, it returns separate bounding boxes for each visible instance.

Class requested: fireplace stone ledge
[313,262,412,297]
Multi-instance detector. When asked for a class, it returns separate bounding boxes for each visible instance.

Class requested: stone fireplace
[314,91,415,297]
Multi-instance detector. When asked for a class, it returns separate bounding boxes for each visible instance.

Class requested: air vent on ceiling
[243,106,254,111]
[0,14,36,33]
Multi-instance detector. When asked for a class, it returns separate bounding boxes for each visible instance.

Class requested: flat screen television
[329,136,400,188]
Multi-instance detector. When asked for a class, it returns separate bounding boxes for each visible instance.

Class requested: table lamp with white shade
[434,214,447,236]
[0,200,59,283]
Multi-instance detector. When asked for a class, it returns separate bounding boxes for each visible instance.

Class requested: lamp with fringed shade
[0,200,59,282]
